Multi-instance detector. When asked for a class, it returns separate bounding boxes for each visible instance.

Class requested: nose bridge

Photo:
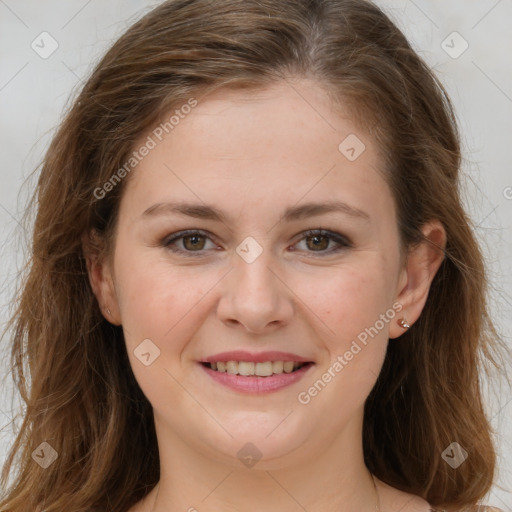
[217,234,292,331]
[233,235,280,301]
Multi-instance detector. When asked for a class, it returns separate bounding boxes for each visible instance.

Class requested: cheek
[114,243,199,333]
[113,247,220,381]
[297,264,395,415]
[114,257,202,407]
[315,259,395,339]
[310,259,397,400]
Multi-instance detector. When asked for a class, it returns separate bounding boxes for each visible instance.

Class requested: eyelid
[161,228,352,257]
[298,229,352,249]
[161,229,218,256]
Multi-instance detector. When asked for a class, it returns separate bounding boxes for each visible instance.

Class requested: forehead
[121,79,394,226]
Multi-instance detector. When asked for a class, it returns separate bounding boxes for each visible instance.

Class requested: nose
[216,244,294,334]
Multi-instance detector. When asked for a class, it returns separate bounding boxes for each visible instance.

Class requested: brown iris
[183,234,206,251]
[305,234,329,251]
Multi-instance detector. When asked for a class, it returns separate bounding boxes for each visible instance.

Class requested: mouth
[199,351,315,394]
[201,360,313,376]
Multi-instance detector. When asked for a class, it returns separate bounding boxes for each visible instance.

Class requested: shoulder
[469,508,505,512]
[374,478,506,512]
[374,477,432,512]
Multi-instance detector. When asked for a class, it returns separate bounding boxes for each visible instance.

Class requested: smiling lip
[203,351,313,363]
[201,363,313,394]
[199,350,315,394]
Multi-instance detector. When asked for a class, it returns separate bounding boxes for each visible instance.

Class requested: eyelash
[161,229,352,258]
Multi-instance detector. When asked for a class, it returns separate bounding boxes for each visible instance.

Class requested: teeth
[272,361,284,374]
[207,360,306,376]
[238,361,255,376]
[226,361,238,374]
[255,361,273,376]
[283,361,294,373]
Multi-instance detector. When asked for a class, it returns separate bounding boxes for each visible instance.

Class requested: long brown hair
[1,1,509,510]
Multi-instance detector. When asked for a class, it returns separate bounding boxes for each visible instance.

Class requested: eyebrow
[142,200,370,223]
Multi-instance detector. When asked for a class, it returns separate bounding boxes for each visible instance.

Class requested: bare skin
[86,78,444,512]
[128,476,432,512]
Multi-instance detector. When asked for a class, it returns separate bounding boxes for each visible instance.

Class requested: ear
[389,220,446,339]
[82,230,122,325]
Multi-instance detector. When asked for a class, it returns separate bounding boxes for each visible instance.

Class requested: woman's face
[103,79,410,468]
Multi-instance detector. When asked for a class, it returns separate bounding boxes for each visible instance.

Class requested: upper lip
[202,351,314,363]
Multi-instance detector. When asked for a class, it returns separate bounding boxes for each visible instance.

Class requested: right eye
[161,229,219,257]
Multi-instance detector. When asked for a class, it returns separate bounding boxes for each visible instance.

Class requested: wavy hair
[0,0,509,510]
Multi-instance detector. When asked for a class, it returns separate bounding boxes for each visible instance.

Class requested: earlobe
[389,220,446,339]
[82,231,122,325]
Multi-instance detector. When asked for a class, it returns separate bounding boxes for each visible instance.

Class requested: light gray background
[0,0,510,509]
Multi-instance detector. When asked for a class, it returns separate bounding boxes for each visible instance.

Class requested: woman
[0,0,508,511]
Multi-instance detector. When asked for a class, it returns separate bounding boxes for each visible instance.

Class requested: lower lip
[200,363,314,394]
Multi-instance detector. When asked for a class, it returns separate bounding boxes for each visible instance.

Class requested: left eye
[294,229,351,253]
[162,229,351,257]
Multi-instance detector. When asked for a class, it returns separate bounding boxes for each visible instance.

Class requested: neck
[147,410,380,512]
